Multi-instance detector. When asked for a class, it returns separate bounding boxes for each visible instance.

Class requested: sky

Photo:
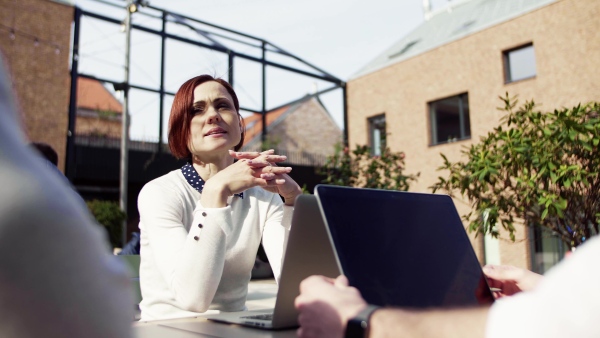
[73,0,452,142]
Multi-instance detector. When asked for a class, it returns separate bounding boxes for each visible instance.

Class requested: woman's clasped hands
[229,149,302,205]
[200,149,302,208]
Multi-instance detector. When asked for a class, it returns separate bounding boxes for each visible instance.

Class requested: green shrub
[319,142,418,191]
[432,94,600,248]
[86,200,126,248]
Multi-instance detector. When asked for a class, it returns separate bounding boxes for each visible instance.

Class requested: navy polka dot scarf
[181,163,243,199]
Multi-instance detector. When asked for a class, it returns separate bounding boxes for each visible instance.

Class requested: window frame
[368,114,386,156]
[530,226,568,274]
[428,93,471,146]
[503,43,537,84]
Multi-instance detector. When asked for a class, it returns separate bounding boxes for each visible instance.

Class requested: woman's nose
[206,107,221,123]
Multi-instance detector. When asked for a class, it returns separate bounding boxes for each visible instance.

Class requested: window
[388,39,420,59]
[429,93,470,145]
[503,44,536,83]
[531,226,568,274]
[368,114,386,156]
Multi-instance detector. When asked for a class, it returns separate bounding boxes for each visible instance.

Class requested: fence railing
[75,135,330,166]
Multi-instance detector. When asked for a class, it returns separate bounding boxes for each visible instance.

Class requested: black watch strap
[345,305,380,338]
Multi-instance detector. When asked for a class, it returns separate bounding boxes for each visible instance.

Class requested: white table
[133,280,298,338]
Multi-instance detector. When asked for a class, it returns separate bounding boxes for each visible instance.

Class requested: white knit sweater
[137,169,292,321]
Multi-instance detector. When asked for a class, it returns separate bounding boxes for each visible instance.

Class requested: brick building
[242,95,342,166]
[76,77,123,139]
[347,0,600,271]
[0,0,73,171]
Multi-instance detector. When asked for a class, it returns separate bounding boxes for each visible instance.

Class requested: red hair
[168,75,245,159]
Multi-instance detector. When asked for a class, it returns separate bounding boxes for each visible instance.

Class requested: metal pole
[261,41,267,144]
[120,1,133,248]
[342,83,348,147]
[228,51,234,86]
[66,7,82,180]
[158,10,166,153]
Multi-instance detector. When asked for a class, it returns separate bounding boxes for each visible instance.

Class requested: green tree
[320,142,418,191]
[86,200,127,248]
[431,94,600,248]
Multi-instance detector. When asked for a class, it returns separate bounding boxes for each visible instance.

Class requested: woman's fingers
[229,150,264,159]
[248,161,292,175]
[229,149,287,163]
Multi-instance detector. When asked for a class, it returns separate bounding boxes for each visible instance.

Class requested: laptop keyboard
[241,313,273,321]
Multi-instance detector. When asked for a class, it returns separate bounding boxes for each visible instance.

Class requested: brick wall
[268,98,342,157]
[0,0,73,171]
[77,111,123,138]
[347,0,600,268]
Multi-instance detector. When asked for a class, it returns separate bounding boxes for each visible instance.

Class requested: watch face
[345,318,367,338]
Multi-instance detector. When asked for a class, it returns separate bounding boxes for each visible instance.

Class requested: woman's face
[188,81,242,158]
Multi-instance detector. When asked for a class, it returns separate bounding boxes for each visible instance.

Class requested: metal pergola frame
[66,1,347,180]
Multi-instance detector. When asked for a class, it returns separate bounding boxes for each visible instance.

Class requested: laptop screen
[315,185,494,308]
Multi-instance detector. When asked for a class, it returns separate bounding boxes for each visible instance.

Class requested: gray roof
[50,0,74,6]
[350,0,556,80]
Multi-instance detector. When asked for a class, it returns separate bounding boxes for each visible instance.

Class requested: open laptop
[202,194,340,329]
[314,184,495,308]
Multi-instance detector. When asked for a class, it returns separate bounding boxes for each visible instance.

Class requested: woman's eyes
[191,102,232,115]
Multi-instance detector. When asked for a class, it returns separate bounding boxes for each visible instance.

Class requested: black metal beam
[261,41,267,144]
[158,11,166,153]
[145,4,264,43]
[75,2,347,151]
[228,51,234,86]
[343,84,348,146]
[80,10,342,85]
[144,4,339,80]
[66,7,82,180]
[265,85,342,113]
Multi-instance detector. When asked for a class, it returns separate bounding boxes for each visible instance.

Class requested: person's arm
[369,307,489,338]
[485,237,600,338]
[295,275,490,338]
[138,181,232,312]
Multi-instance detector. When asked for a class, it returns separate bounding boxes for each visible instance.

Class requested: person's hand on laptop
[483,264,543,299]
[295,275,367,338]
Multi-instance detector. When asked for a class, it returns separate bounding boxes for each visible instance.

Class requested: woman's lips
[205,127,227,136]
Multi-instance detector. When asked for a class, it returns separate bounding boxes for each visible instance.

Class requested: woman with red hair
[137,75,302,321]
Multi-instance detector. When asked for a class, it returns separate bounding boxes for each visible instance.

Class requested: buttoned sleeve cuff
[192,203,234,237]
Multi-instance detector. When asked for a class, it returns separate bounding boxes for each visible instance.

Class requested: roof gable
[242,105,288,146]
[242,95,339,148]
[77,77,123,114]
[351,0,556,79]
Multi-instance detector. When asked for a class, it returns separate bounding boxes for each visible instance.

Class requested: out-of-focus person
[0,55,133,338]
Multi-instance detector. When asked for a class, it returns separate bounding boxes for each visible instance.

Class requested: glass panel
[532,226,567,274]
[507,45,536,82]
[373,129,382,156]
[369,115,386,155]
[432,96,461,143]
[430,94,470,145]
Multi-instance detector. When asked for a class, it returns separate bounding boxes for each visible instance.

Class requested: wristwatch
[345,305,380,338]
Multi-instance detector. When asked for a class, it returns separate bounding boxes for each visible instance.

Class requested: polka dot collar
[181,163,243,199]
